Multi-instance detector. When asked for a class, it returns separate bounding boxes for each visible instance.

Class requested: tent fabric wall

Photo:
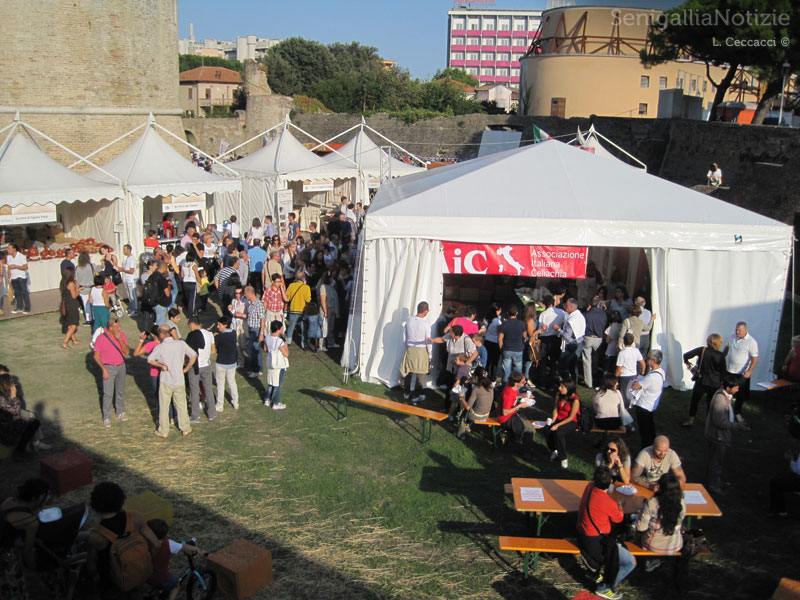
[59,199,116,245]
[358,238,443,386]
[647,247,790,389]
[123,193,145,257]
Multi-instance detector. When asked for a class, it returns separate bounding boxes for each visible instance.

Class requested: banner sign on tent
[161,194,206,213]
[0,202,57,225]
[302,179,334,193]
[275,189,293,242]
[441,242,588,278]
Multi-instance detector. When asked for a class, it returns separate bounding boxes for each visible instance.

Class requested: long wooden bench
[322,387,448,443]
[499,535,679,578]
[472,417,543,447]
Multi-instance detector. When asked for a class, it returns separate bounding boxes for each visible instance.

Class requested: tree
[329,42,383,76]
[421,80,485,115]
[640,0,797,121]
[179,54,242,73]
[433,67,479,87]
[262,37,335,96]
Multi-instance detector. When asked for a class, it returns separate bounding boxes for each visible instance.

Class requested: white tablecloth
[26,253,101,293]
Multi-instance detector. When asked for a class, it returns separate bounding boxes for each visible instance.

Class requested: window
[497,53,510,61]
[499,19,510,30]
[452,19,464,29]
[188,88,193,99]
[451,52,464,60]
[204,88,211,99]
[676,76,684,88]
[496,68,508,76]
[511,68,520,77]
[513,38,527,46]
[451,37,464,45]
[466,67,478,75]
[482,38,494,46]
[638,103,648,116]
[483,18,495,30]
[482,52,495,61]
[703,80,707,92]
[514,20,525,31]
[690,78,696,92]
[513,52,524,61]
[467,52,479,60]
[640,75,649,88]
[481,67,494,76]
[529,19,539,30]
[467,36,479,45]
[659,76,667,89]
[468,19,479,30]
[551,97,566,118]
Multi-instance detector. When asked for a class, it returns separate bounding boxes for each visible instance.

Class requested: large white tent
[345,139,792,390]
[81,117,241,256]
[213,120,357,228]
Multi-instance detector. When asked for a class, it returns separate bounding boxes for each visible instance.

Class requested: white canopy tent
[571,124,647,171]
[345,139,792,392]
[78,116,241,257]
[317,119,427,199]
[0,118,122,246]
[213,120,358,229]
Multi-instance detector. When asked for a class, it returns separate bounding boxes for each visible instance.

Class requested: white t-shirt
[181,260,197,283]
[249,226,264,241]
[725,333,758,374]
[229,222,241,238]
[197,329,214,368]
[632,368,665,412]
[90,286,106,306]
[122,255,137,284]
[639,307,652,336]
[7,252,27,280]
[404,315,430,347]
[617,346,643,377]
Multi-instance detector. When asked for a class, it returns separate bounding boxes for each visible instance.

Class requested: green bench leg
[532,512,548,574]
[336,397,348,421]
[491,426,498,447]
[523,551,530,579]
[420,418,432,443]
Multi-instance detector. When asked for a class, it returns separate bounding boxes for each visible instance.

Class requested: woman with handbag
[681,333,725,427]
[59,266,81,349]
[264,319,289,410]
[545,379,581,469]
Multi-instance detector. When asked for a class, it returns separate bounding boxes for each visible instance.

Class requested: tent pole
[287,122,358,167]
[152,121,240,177]
[363,124,428,167]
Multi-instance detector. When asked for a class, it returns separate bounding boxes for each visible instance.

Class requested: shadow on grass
[1,411,391,600]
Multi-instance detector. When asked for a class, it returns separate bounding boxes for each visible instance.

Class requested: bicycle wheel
[186,568,217,600]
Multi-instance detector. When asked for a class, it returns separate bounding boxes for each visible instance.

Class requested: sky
[178,0,678,80]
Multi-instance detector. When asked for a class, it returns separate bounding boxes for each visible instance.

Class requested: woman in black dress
[681,333,726,427]
[60,265,81,349]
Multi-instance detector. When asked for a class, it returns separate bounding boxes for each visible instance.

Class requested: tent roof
[0,134,122,207]
[321,129,425,178]
[366,139,790,251]
[222,126,355,181]
[88,124,240,197]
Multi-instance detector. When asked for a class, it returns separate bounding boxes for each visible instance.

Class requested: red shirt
[449,317,479,336]
[556,394,580,422]
[577,483,623,536]
[264,285,285,313]
[144,237,160,249]
[497,385,518,424]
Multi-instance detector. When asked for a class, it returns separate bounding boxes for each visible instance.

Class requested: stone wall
[0,0,184,168]
[293,113,800,225]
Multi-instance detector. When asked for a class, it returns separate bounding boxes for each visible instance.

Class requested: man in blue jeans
[151,261,172,326]
[555,298,586,383]
[242,286,266,377]
[498,305,526,381]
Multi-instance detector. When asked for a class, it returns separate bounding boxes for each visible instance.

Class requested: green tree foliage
[265,37,486,119]
[433,67,479,87]
[179,54,242,73]
[640,0,797,122]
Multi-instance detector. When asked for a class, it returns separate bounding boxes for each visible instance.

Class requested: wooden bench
[472,417,543,447]
[499,535,679,578]
[322,387,448,443]
[757,379,799,408]
[773,577,800,600]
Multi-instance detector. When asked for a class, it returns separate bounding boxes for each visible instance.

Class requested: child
[196,267,209,313]
[472,333,487,369]
[447,353,472,421]
[304,300,324,353]
[146,519,200,600]
[167,307,182,339]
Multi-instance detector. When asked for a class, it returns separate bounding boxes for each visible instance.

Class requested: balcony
[481,30,497,36]
[450,60,465,67]
[450,44,466,51]
[451,29,466,35]
[465,60,480,67]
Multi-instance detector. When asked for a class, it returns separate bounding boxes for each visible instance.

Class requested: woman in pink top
[444,305,481,337]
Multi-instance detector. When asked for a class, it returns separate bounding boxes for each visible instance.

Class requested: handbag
[619,401,634,427]
[268,341,289,370]
[690,348,706,382]
[681,528,710,557]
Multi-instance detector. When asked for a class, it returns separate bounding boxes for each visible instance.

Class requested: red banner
[441,242,588,279]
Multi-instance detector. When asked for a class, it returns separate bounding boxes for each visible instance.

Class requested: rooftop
[179,66,243,85]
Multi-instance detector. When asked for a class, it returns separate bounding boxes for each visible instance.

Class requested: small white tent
[83,117,241,256]
[0,120,122,248]
[213,120,358,228]
[346,140,792,391]
[321,124,426,179]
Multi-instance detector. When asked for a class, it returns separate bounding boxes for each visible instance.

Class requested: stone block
[40,449,92,494]
[207,539,273,600]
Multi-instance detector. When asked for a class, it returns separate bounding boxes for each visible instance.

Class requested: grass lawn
[2,308,800,599]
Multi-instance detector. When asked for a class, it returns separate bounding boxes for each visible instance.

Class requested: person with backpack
[87,481,159,594]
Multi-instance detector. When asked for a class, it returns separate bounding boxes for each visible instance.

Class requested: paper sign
[441,242,588,278]
[683,490,707,505]
[0,202,57,225]
[302,179,334,192]
[161,193,206,213]
[520,487,545,502]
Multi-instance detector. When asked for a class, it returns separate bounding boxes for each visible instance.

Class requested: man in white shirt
[634,296,652,353]
[121,244,139,316]
[631,349,666,450]
[554,297,585,384]
[400,302,431,404]
[7,243,30,314]
[723,321,758,415]
[536,294,564,387]
[147,325,197,438]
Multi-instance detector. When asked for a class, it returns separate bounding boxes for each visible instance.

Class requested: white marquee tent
[572,124,647,171]
[80,117,241,257]
[0,120,122,247]
[345,139,792,391]
[213,120,358,228]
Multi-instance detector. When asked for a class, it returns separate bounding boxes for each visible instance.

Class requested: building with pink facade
[446,6,542,86]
